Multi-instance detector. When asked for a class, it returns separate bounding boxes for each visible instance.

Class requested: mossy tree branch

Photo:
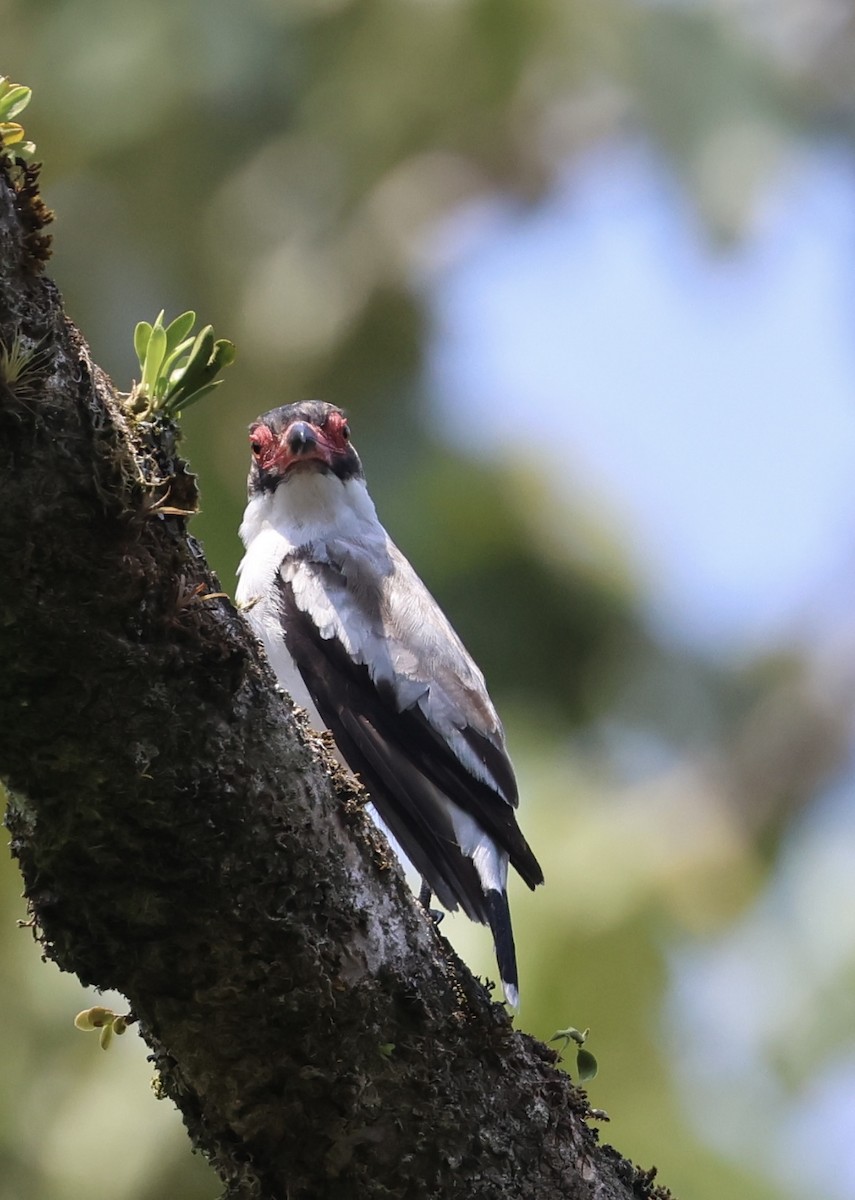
[0,156,670,1200]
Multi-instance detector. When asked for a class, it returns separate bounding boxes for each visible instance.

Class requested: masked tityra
[236,401,543,1006]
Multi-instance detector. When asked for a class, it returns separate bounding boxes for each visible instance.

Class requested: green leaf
[162,336,196,380]
[133,321,153,371]
[167,379,222,414]
[0,85,31,122]
[186,325,216,372]
[210,338,236,371]
[164,310,196,354]
[576,1050,598,1081]
[141,323,167,396]
[169,328,215,399]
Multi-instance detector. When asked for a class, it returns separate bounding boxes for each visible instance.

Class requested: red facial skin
[248,422,278,471]
[249,412,351,476]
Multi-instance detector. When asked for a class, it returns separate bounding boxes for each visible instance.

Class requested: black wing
[277,576,543,922]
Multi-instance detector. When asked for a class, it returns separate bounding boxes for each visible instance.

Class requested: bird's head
[247,401,363,495]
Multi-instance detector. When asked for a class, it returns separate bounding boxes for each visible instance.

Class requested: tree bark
[0,156,671,1200]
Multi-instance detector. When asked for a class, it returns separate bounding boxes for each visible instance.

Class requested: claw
[418,880,445,925]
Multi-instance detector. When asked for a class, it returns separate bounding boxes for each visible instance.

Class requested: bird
[235,400,543,1006]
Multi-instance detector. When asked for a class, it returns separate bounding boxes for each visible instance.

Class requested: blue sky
[429,140,855,658]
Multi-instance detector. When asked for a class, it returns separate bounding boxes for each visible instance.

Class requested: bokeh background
[3,2,855,1198]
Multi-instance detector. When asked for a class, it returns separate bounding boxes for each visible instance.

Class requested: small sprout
[550,1025,599,1081]
[0,77,35,159]
[128,309,235,421]
[377,1043,395,1059]
[74,1005,112,1031]
[74,1005,132,1050]
[550,1026,588,1051]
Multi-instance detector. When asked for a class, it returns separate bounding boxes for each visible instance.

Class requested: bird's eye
[342,423,350,441]
[250,440,263,456]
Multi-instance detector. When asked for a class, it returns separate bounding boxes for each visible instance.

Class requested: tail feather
[485,888,519,1007]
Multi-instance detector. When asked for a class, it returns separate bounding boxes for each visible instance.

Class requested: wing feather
[276,555,543,900]
[283,538,517,795]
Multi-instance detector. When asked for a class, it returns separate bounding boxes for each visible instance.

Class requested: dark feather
[277,577,544,921]
[485,888,518,1000]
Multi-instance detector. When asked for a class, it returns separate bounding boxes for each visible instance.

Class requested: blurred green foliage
[2,3,853,1198]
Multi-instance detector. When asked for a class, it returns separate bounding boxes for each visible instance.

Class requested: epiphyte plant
[130,310,235,421]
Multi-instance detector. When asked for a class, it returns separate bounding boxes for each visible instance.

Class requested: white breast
[236,472,383,729]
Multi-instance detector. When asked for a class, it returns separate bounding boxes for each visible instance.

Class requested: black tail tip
[485,888,519,1007]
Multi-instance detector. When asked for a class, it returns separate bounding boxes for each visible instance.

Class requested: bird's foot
[418,881,445,925]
